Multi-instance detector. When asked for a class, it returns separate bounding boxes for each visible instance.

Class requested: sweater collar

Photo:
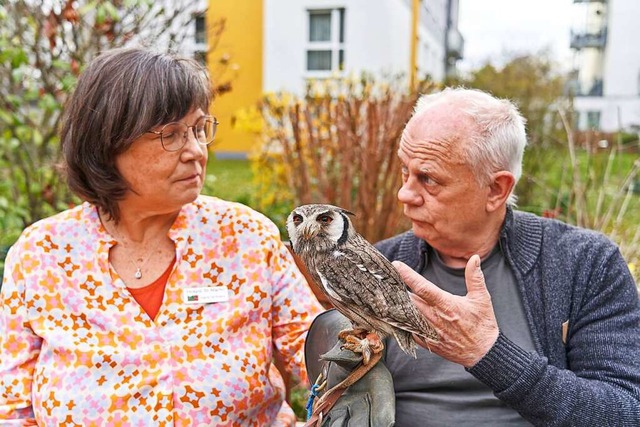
[397,206,542,277]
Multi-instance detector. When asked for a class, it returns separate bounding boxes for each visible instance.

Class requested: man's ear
[486,171,515,212]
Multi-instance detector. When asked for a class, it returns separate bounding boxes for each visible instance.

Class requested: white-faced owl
[286,204,438,359]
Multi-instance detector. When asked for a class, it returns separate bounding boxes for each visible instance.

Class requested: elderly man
[308,88,640,426]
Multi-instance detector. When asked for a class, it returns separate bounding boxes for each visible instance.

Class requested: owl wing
[314,236,429,338]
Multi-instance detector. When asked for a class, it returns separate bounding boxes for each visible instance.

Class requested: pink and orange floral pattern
[0,196,322,426]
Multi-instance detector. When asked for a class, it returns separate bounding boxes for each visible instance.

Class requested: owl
[286,204,438,362]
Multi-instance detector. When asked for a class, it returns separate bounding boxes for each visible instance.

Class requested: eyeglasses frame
[146,115,219,152]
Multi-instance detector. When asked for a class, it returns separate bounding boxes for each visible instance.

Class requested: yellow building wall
[207,0,263,158]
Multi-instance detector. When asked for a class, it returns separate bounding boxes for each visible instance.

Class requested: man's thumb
[465,254,487,294]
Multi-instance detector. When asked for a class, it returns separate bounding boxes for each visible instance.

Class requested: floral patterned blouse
[0,196,322,426]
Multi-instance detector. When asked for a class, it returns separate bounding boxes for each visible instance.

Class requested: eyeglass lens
[161,117,217,151]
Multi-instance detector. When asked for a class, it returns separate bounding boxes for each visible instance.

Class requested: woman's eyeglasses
[147,115,219,152]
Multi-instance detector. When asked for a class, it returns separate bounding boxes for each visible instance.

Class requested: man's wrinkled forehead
[402,110,429,147]
[405,107,434,136]
[401,102,474,148]
[401,109,441,148]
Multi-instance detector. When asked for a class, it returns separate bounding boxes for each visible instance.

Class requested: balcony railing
[565,78,603,97]
[570,28,607,49]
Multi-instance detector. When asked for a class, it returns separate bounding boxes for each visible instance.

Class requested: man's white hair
[414,87,527,206]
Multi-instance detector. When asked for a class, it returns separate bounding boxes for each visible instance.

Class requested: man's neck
[433,210,505,269]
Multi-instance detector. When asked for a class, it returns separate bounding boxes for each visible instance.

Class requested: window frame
[305,8,345,78]
[193,12,207,65]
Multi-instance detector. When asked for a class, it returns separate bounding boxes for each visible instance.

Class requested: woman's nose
[181,128,206,159]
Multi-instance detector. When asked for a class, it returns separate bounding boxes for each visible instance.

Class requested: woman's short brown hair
[60,47,212,222]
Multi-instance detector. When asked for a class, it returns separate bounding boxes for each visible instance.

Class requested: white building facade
[571,0,640,132]
[263,0,463,94]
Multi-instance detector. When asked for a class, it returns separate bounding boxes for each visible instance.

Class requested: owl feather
[286,204,438,358]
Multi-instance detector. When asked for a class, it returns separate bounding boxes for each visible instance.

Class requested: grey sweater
[375,207,640,426]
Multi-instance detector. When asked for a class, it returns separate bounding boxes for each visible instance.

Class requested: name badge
[182,286,229,304]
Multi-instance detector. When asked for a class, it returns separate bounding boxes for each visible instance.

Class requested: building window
[195,14,206,45]
[193,12,206,65]
[306,8,345,73]
[587,111,601,130]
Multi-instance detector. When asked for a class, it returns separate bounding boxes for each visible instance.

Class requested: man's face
[397,104,493,259]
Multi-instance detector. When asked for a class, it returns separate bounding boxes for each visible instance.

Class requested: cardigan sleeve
[468,244,640,426]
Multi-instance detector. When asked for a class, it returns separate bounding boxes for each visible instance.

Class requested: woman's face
[115,108,209,215]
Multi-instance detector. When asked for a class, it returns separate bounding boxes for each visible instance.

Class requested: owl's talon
[362,342,372,365]
[338,327,368,341]
[365,332,384,353]
[338,329,384,365]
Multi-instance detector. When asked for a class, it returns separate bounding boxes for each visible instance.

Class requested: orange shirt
[127,257,176,321]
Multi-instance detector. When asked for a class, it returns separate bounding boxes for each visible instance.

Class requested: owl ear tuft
[340,208,355,217]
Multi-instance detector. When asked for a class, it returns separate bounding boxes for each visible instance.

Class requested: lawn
[204,157,255,205]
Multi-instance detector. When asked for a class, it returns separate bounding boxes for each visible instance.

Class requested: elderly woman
[0,47,322,425]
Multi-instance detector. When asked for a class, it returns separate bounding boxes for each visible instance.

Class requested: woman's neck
[99,208,178,244]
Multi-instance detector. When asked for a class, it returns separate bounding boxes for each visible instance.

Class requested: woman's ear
[486,171,515,212]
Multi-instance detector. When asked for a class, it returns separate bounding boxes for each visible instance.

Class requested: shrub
[518,110,640,287]
[249,75,435,242]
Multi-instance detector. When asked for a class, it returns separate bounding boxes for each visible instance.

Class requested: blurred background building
[569,0,640,131]
[200,0,463,158]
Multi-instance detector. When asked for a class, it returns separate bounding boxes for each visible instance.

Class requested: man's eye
[419,174,435,185]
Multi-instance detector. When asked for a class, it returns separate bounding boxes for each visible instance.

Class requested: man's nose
[397,179,423,206]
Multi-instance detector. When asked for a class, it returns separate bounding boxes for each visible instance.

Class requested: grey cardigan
[375,207,640,426]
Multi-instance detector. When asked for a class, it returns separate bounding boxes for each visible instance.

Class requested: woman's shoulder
[190,195,279,233]
[8,204,96,257]
[19,204,89,241]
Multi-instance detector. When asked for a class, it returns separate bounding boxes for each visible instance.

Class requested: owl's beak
[301,225,315,240]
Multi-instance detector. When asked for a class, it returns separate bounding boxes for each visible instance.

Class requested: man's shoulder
[514,209,614,244]
[374,231,421,260]
[511,209,619,261]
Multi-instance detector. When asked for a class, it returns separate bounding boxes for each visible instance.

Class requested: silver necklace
[125,239,164,280]
[130,249,155,280]
[104,217,164,280]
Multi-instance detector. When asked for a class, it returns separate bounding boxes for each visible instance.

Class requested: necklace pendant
[134,268,142,279]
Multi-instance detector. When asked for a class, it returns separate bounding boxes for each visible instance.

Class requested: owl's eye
[317,214,333,224]
[292,214,304,225]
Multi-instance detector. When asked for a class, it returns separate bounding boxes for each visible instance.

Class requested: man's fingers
[464,254,488,295]
[393,260,448,305]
